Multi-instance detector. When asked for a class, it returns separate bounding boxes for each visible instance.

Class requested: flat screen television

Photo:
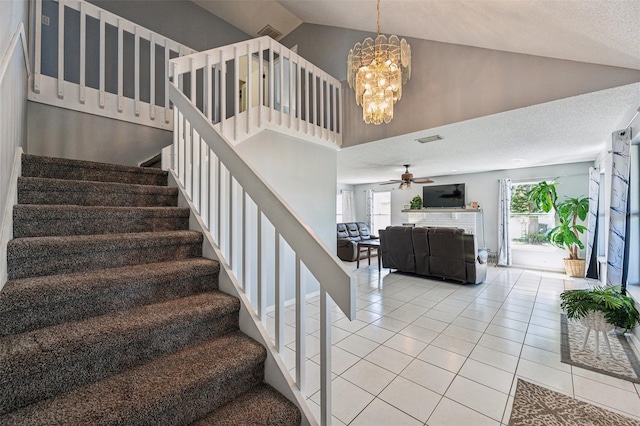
[423,183,466,208]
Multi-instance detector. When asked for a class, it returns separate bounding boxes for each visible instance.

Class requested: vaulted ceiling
[193,1,640,184]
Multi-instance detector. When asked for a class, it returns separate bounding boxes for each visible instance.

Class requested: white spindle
[216,156,222,248]
[219,50,226,135]
[269,43,274,123]
[79,2,86,103]
[258,40,263,127]
[150,33,156,120]
[205,55,212,121]
[201,140,209,228]
[246,43,251,135]
[333,85,338,142]
[134,26,140,116]
[164,40,170,122]
[257,209,265,322]
[233,47,239,141]
[241,189,247,291]
[312,70,317,136]
[173,107,178,172]
[295,255,306,393]
[57,0,64,98]
[99,11,105,108]
[192,130,200,213]
[296,61,301,131]
[275,233,284,353]
[34,0,42,93]
[278,48,284,126]
[320,77,325,137]
[228,171,234,269]
[117,20,123,112]
[289,54,294,126]
[304,65,311,133]
[320,289,332,425]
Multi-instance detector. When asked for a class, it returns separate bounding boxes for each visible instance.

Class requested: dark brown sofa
[337,222,378,261]
[379,226,487,284]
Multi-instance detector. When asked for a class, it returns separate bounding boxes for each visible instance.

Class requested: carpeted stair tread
[0,291,241,414]
[0,258,220,336]
[17,177,178,207]
[7,230,203,279]
[0,332,266,425]
[193,384,301,426]
[13,205,190,237]
[22,154,168,186]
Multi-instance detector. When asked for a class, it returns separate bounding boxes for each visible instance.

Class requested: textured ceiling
[192,0,640,184]
[337,83,640,184]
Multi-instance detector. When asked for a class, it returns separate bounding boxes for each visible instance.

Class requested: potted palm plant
[526,180,588,277]
[560,286,640,333]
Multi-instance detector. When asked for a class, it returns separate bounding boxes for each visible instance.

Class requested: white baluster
[320,289,332,426]
[275,233,284,353]
[150,33,156,120]
[117,19,123,112]
[57,0,64,99]
[233,46,239,142]
[295,255,306,393]
[79,2,85,103]
[34,0,42,93]
[99,11,105,108]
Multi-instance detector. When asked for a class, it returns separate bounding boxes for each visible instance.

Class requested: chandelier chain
[377,0,380,36]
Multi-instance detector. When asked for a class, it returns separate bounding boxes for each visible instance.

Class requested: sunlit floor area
[268,262,640,425]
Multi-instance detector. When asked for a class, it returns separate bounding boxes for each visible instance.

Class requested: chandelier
[347,0,411,125]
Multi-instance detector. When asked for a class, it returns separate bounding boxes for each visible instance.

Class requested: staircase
[0,154,301,425]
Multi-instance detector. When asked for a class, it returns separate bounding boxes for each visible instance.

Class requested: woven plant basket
[563,258,586,277]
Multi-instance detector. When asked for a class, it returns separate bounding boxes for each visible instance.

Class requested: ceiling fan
[380,164,434,189]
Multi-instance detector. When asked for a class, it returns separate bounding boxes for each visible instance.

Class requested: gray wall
[26,102,172,166]
[282,23,640,148]
[88,0,250,51]
[352,161,592,254]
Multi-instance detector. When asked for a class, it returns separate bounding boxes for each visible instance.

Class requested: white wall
[1,0,29,284]
[236,130,338,305]
[352,162,592,255]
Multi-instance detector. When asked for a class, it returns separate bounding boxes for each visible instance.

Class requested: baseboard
[0,147,23,290]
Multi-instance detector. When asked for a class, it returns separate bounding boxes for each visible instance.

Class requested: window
[336,193,343,223]
[509,182,556,248]
[372,191,391,234]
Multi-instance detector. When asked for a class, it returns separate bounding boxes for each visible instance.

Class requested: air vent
[258,24,283,40]
[416,135,443,144]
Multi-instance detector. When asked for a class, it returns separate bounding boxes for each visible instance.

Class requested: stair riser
[22,155,168,186]
[1,310,240,415]
[7,238,202,280]
[0,270,219,336]
[13,214,189,238]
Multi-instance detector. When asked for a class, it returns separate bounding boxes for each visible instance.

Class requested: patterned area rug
[508,379,640,425]
[560,314,640,383]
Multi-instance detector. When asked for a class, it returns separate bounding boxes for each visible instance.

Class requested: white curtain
[497,178,512,266]
[341,190,355,222]
[365,189,374,232]
[607,129,632,286]
[585,166,600,275]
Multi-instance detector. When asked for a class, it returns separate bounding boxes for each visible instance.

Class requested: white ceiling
[193,0,640,184]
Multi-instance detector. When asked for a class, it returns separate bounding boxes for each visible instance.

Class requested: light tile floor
[268,263,640,425]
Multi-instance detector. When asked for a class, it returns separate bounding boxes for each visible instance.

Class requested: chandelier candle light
[347,0,411,125]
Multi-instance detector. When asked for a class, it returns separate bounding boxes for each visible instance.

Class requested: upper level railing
[169,36,342,147]
[30,0,195,129]
[168,40,352,424]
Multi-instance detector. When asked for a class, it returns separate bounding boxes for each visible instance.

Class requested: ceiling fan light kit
[382,164,433,189]
[347,0,411,125]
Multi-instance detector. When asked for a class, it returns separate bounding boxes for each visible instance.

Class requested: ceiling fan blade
[380,180,402,185]
[413,178,434,184]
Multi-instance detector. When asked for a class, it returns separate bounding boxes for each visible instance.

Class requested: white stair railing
[169,36,342,147]
[168,40,353,425]
[30,0,195,129]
